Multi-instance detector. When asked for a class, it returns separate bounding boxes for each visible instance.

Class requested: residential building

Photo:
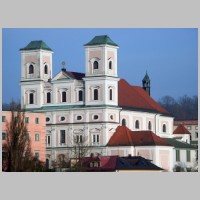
[2,111,46,164]
[174,120,198,147]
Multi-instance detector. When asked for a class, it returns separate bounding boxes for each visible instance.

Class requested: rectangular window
[186,150,191,162]
[25,117,29,124]
[2,132,7,140]
[2,116,6,122]
[34,151,40,160]
[2,152,7,161]
[195,132,198,138]
[25,133,29,140]
[176,150,180,162]
[46,135,51,145]
[62,91,67,102]
[60,130,66,144]
[35,133,40,141]
[97,135,99,143]
[92,134,99,145]
[35,117,39,124]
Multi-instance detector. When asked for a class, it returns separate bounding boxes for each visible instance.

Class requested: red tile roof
[107,126,172,146]
[81,156,118,171]
[118,79,169,115]
[173,124,191,135]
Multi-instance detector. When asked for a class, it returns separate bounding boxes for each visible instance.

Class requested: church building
[19,35,197,171]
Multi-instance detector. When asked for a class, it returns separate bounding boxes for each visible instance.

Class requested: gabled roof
[107,126,172,147]
[52,69,85,81]
[173,124,191,135]
[118,79,169,115]
[84,35,118,47]
[162,138,197,149]
[117,156,164,171]
[20,40,53,51]
[80,155,164,171]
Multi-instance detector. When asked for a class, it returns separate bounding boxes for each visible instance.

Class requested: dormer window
[44,65,48,74]
[93,61,98,69]
[29,64,34,74]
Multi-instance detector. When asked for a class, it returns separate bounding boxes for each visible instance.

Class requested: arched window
[62,91,67,102]
[163,124,166,132]
[94,89,98,100]
[44,65,48,74]
[93,61,98,69]
[29,64,34,74]
[109,61,112,69]
[47,92,51,103]
[78,90,83,101]
[122,119,126,126]
[109,89,112,100]
[148,121,152,130]
[29,93,34,104]
[135,120,139,129]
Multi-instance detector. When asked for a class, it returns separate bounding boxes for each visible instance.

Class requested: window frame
[135,120,140,129]
[29,64,34,74]
[25,117,29,124]
[35,117,39,124]
[35,133,40,141]
[176,149,180,162]
[78,90,83,101]
[44,64,48,74]
[62,91,67,102]
[47,92,51,103]
[163,124,166,133]
[186,150,191,162]
[148,121,152,130]
[60,130,66,144]
[93,61,99,70]
[94,89,99,101]
[2,132,7,140]
[122,119,126,126]
[29,93,34,104]
[2,116,6,122]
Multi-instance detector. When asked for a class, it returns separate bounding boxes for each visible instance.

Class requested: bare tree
[3,101,44,172]
[69,134,92,171]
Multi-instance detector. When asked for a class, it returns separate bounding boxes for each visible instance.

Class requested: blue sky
[2,28,198,103]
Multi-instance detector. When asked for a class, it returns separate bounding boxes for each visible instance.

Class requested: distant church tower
[142,72,150,96]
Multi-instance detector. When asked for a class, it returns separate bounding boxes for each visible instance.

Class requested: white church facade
[19,35,197,171]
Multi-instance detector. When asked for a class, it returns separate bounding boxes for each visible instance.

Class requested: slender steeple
[142,71,150,96]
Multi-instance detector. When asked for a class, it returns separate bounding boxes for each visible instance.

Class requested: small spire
[61,61,66,72]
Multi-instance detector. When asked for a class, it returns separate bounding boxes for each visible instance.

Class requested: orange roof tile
[118,79,169,115]
[173,124,191,135]
[107,126,172,146]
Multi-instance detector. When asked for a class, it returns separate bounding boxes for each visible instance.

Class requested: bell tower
[20,40,53,108]
[142,72,151,96]
[83,35,119,106]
